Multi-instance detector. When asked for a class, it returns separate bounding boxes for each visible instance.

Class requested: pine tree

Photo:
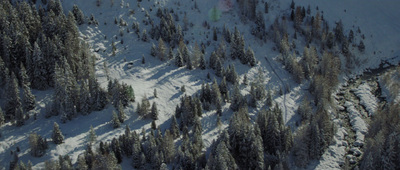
[0,107,5,125]
[230,84,243,111]
[170,116,180,139]
[175,50,184,67]
[298,96,312,122]
[29,133,48,157]
[88,125,97,144]
[358,40,365,52]
[153,89,158,98]
[246,47,256,66]
[117,102,126,123]
[213,27,218,41]
[206,141,238,170]
[112,41,117,56]
[151,102,158,120]
[5,72,24,126]
[157,38,166,61]
[215,58,223,77]
[141,29,148,42]
[112,110,121,128]
[20,64,36,112]
[72,5,85,25]
[264,2,269,13]
[167,47,174,60]
[266,89,273,108]
[211,78,223,107]
[80,82,91,115]
[199,54,206,70]
[52,122,64,144]
[0,57,7,87]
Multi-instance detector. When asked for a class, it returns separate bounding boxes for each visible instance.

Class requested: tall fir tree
[151,102,158,120]
[88,125,97,144]
[20,64,36,112]
[112,110,121,129]
[52,122,64,144]
[170,115,180,139]
[5,72,24,126]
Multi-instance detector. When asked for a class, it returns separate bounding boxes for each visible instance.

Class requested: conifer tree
[167,47,174,60]
[117,102,126,123]
[211,78,223,107]
[5,72,24,126]
[80,82,91,115]
[151,102,158,120]
[88,125,97,144]
[29,133,48,157]
[112,110,121,129]
[20,64,36,112]
[154,89,158,98]
[72,5,85,25]
[112,41,117,56]
[199,54,206,70]
[246,47,256,66]
[215,58,223,77]
[0,107,4,125]
[52,122,64,144]
[157,38,166,61]
[170,116,180,139]
[0,57,7,87]
[175,50,184,67]
[230,84,243,111]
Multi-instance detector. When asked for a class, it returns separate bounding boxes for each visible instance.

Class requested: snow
[293,0,400,73]
[344,101,368,147]
[379,69,400,104]
[1,0,399,169]
[352,83,378,116]
[311,122,348,170]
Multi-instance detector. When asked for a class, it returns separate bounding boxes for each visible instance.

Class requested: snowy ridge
[352,83,378,116]
[344,101,368,147]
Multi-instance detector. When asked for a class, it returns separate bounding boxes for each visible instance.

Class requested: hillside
[0,0,399,169]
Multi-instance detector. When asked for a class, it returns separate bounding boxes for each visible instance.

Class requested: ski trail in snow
[265,56,288,122]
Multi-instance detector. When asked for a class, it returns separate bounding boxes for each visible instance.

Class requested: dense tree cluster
[29,132,48,157]
[207,104,293,169]
[360,103,400,170]
[0,1,120,125]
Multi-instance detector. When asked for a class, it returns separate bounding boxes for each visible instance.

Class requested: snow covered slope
[1,0,399,169]
[292,0,400,72]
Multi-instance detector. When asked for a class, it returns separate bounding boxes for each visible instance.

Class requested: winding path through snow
[265,56,289,122]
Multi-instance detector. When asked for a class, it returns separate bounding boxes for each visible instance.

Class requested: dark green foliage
[298,96,312,123]
[213,27,218,41]
[72,5,85,25]
[52,122,64,144]
[175,50,184,67]
[228,107,264,169]
[230,84,245,112]
[117,103,126,123]
[5,72,24,126]
[360,103,400,169]
[29,133,48,157]
[0,107,4,125]
[170,115,180,139]
[358,40,365,52]
[112,111,121,129]
[151,102,158,120]
[20,64,35,112]
[88,125,97,144]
